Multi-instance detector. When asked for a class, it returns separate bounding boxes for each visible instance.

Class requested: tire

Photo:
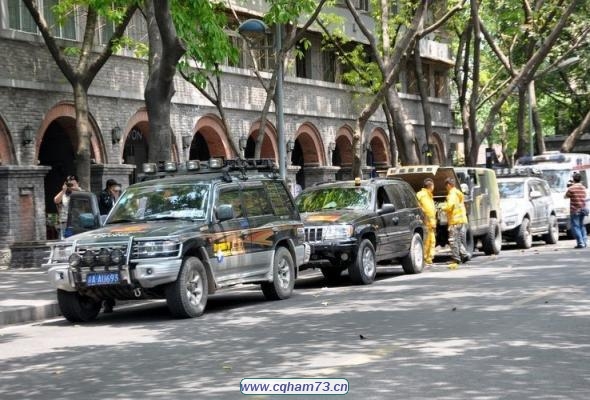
[348,239,377,285]
[482,218,502,255]
[57,289,102,323]
[516,217,533,249]
[166,257,208,318]
[543,215,559,244]
[321,267,345,282]
[261,247,295,300]
[401,233,424,274]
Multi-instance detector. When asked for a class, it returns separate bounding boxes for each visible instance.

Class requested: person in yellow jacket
[440,177,469,265]
[416,178,436,266]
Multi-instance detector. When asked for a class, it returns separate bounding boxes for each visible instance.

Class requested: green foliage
[172,0,238,91]
[296,187,371,212]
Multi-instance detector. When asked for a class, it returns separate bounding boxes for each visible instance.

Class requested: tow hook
[133,288,142,298]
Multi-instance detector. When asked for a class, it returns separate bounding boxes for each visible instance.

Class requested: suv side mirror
[379,203,395,214]
[529,190,542,199]
[216,204,235,221]
[460,183,469,194]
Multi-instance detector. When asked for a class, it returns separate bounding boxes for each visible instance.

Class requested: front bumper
[306,239,358,265]
[48,258,183,292]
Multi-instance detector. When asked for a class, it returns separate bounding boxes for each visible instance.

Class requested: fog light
[82,250,96,267]
[110,249,124,265]
[340,253,349,261]
[146,268,153,275]
[68,253,82,268]
[98,248,111,265]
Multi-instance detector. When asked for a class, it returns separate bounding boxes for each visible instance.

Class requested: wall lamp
[286,139,295,153]
[111,124,122,144]
[328,142,336,153]
[239,134,248,151]
[22,125,35,145]
[182,134,193,149]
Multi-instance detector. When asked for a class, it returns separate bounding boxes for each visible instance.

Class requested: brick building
[0,1,458,266]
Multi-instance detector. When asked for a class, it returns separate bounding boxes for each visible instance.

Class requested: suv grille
[305,227,323,242]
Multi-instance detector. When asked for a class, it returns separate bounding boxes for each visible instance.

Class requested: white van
[516,152,590,232]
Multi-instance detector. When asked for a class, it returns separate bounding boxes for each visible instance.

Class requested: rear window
[296,187,372,212]
[263,181,297,218]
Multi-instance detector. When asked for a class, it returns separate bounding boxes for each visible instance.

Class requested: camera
[66,182,73,188]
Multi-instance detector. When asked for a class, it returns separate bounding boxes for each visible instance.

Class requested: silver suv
[497,169,559,248]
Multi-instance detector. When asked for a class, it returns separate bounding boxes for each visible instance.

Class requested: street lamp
[238,19,286,179]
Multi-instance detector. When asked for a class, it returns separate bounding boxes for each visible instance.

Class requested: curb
[0,299,61,327]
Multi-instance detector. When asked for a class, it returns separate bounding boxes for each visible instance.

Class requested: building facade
[0,1,457,266]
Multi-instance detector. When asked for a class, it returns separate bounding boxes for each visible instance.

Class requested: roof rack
[137,158,279,182]
[495,167,543,178]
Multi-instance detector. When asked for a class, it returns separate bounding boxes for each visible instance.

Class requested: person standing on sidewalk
[440,177,469,265]
[417,178,436,267]
[564,172,588,248]
[53,175,82,239]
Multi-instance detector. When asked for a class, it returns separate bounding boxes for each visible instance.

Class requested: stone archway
[245,120,278,160]
[333,125,354,180]
[122,109,149,184]
[0,115,16,165]
[37,102,104,216]
[189,114,233,160]
[292,122,325,188]
[366,128,390,175]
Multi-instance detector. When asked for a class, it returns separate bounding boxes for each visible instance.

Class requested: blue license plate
[86,272,120,286]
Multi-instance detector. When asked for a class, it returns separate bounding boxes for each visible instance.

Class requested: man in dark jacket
[98,179,121,215]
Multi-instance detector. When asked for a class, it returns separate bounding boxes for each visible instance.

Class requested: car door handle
[391,217,399,225]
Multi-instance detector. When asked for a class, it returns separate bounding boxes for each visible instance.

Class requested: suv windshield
[296,187,372,212]
[498,181,524,199]
[540,169,571,193]
[106,183,209,223]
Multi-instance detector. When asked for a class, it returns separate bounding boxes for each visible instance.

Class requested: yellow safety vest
[442,187,468,225]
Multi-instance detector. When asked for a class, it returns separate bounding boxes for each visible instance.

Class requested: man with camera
[53,175,82,239]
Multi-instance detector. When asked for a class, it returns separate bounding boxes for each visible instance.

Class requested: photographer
[53,175,82,239]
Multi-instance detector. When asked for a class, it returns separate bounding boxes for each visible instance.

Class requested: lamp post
[238,19,286,179]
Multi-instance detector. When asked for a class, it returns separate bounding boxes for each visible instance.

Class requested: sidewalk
[0,267,60,327]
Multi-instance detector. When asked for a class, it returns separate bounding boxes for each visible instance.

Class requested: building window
[296,42,311,79]
[434,70,447,98]
[8,0,37,33]
[356,0,369,12]
[43,0,77,40]
[125,11,148,44]
[322,50,336,82]
[8,0,77,39]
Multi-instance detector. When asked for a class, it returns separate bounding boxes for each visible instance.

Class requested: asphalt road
[0,239,589,400]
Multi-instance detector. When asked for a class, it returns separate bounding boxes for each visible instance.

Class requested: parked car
[294,178,425,284]
[44,159,310,322]
[386,166,502,258]
[516,152,590,232]
[496,168,559,248]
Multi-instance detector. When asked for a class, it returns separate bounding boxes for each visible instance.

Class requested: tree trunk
[414,42,433,164]
[561,108,590,152]
[386,88,420,165]
[72,82,92,188]
[144,0,185,163]
[529,81,545,154]
[516,88,528,159]
[382,102,397,167]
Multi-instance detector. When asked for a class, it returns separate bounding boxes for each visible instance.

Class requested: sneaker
[574,244,586,249]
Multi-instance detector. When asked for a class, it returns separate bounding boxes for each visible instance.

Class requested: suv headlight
[134,240,181,258]
[50,244,74,263]
[323,225,354,241]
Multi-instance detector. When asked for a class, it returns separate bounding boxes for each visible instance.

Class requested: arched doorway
[245,121,278,160]
[123,123,149,184]
[0,115,16,165]
[189,114,233,160]
[37,103,103,218]
[366,128,390,176]
[333,125,354,181]
[292,123,324,189]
